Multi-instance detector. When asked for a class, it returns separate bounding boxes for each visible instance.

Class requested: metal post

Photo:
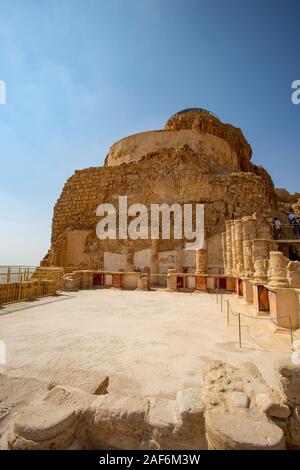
[220,293,223,312]
[238,313,242,348]
[288,316,294,351]
[226,300,229,325]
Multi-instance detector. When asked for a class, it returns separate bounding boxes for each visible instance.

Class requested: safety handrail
[210,290,294,351]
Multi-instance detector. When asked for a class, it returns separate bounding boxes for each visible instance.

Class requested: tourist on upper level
[295,216,300,238]
[290,215,300,238]
[288,209,296,223]
[273,217,281,239]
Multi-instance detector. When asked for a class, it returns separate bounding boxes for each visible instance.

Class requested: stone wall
[105,129,239,171]
[165,110,252,170]
[43,145,277,269]
[223,213,275,278]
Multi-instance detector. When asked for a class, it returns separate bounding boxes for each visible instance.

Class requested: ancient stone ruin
[5,360,300,450]
[11,108,296,451]
[42,108,277,273]
[38,108,300,332]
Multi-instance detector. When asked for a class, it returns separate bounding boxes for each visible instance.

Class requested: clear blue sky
[0,0,299,265]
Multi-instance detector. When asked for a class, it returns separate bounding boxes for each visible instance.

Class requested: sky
[0,0,299,265]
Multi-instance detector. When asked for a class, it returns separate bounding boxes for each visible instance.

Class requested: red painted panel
[217,277,227,290]
[112,274,122,288]
[93,273,103,286]
[259,285,269,311]
[196,276,207,291]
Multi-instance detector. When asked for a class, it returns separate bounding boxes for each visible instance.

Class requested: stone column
[225,221,233,275]
[234,219,244,277]
[127,248,134,272]
[252,239,270,268]
[195,249,208,274]
[222,232,227,275]
[253,259,269,284]
[242,216,256,279]
[79,270,94,289]
[167,268,177,292]
[287,261,300,288]
[254,214,272,239]
[230,221,237,276]
[175,248,183,273]
[268,254,299,330]
[151,239,159,275]
[136,273,149,291]
[268,251,289,288]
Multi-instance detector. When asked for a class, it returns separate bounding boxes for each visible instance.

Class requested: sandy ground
[0,289,298,441]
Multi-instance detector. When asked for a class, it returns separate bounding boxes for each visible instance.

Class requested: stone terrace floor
[1,289,298,401]
[1,289,300,442]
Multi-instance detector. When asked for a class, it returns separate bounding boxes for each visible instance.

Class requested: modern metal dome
[170,108,218,119]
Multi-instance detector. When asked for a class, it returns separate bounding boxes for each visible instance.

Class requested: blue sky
[0,0,299,264]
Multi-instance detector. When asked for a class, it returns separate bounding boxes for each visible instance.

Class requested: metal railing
[0,266,36,284]
[0,266,63,306]
[211,290,294,352]
[273,224,300,240]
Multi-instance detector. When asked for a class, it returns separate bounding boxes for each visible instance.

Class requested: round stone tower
[43,108,277,272]
[105,108,252,173]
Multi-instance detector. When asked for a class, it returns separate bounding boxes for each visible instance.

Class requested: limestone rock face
[275,188,300,217]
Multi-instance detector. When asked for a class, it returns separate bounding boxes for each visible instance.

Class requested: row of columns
[223,214,300,330]
[223,214,276,280]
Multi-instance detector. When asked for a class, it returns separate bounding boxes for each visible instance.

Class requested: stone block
[47,369,109,395]
[8,401,77,450]
[205,410,286,450]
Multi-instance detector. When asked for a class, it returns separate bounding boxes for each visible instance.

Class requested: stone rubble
[5,359,300,450]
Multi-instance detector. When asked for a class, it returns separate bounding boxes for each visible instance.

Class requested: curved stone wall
[165,110,252,170]
[105,129,239,171]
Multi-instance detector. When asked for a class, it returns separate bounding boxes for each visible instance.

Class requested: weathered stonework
[7,360,300,450]
[42,109,277,273]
